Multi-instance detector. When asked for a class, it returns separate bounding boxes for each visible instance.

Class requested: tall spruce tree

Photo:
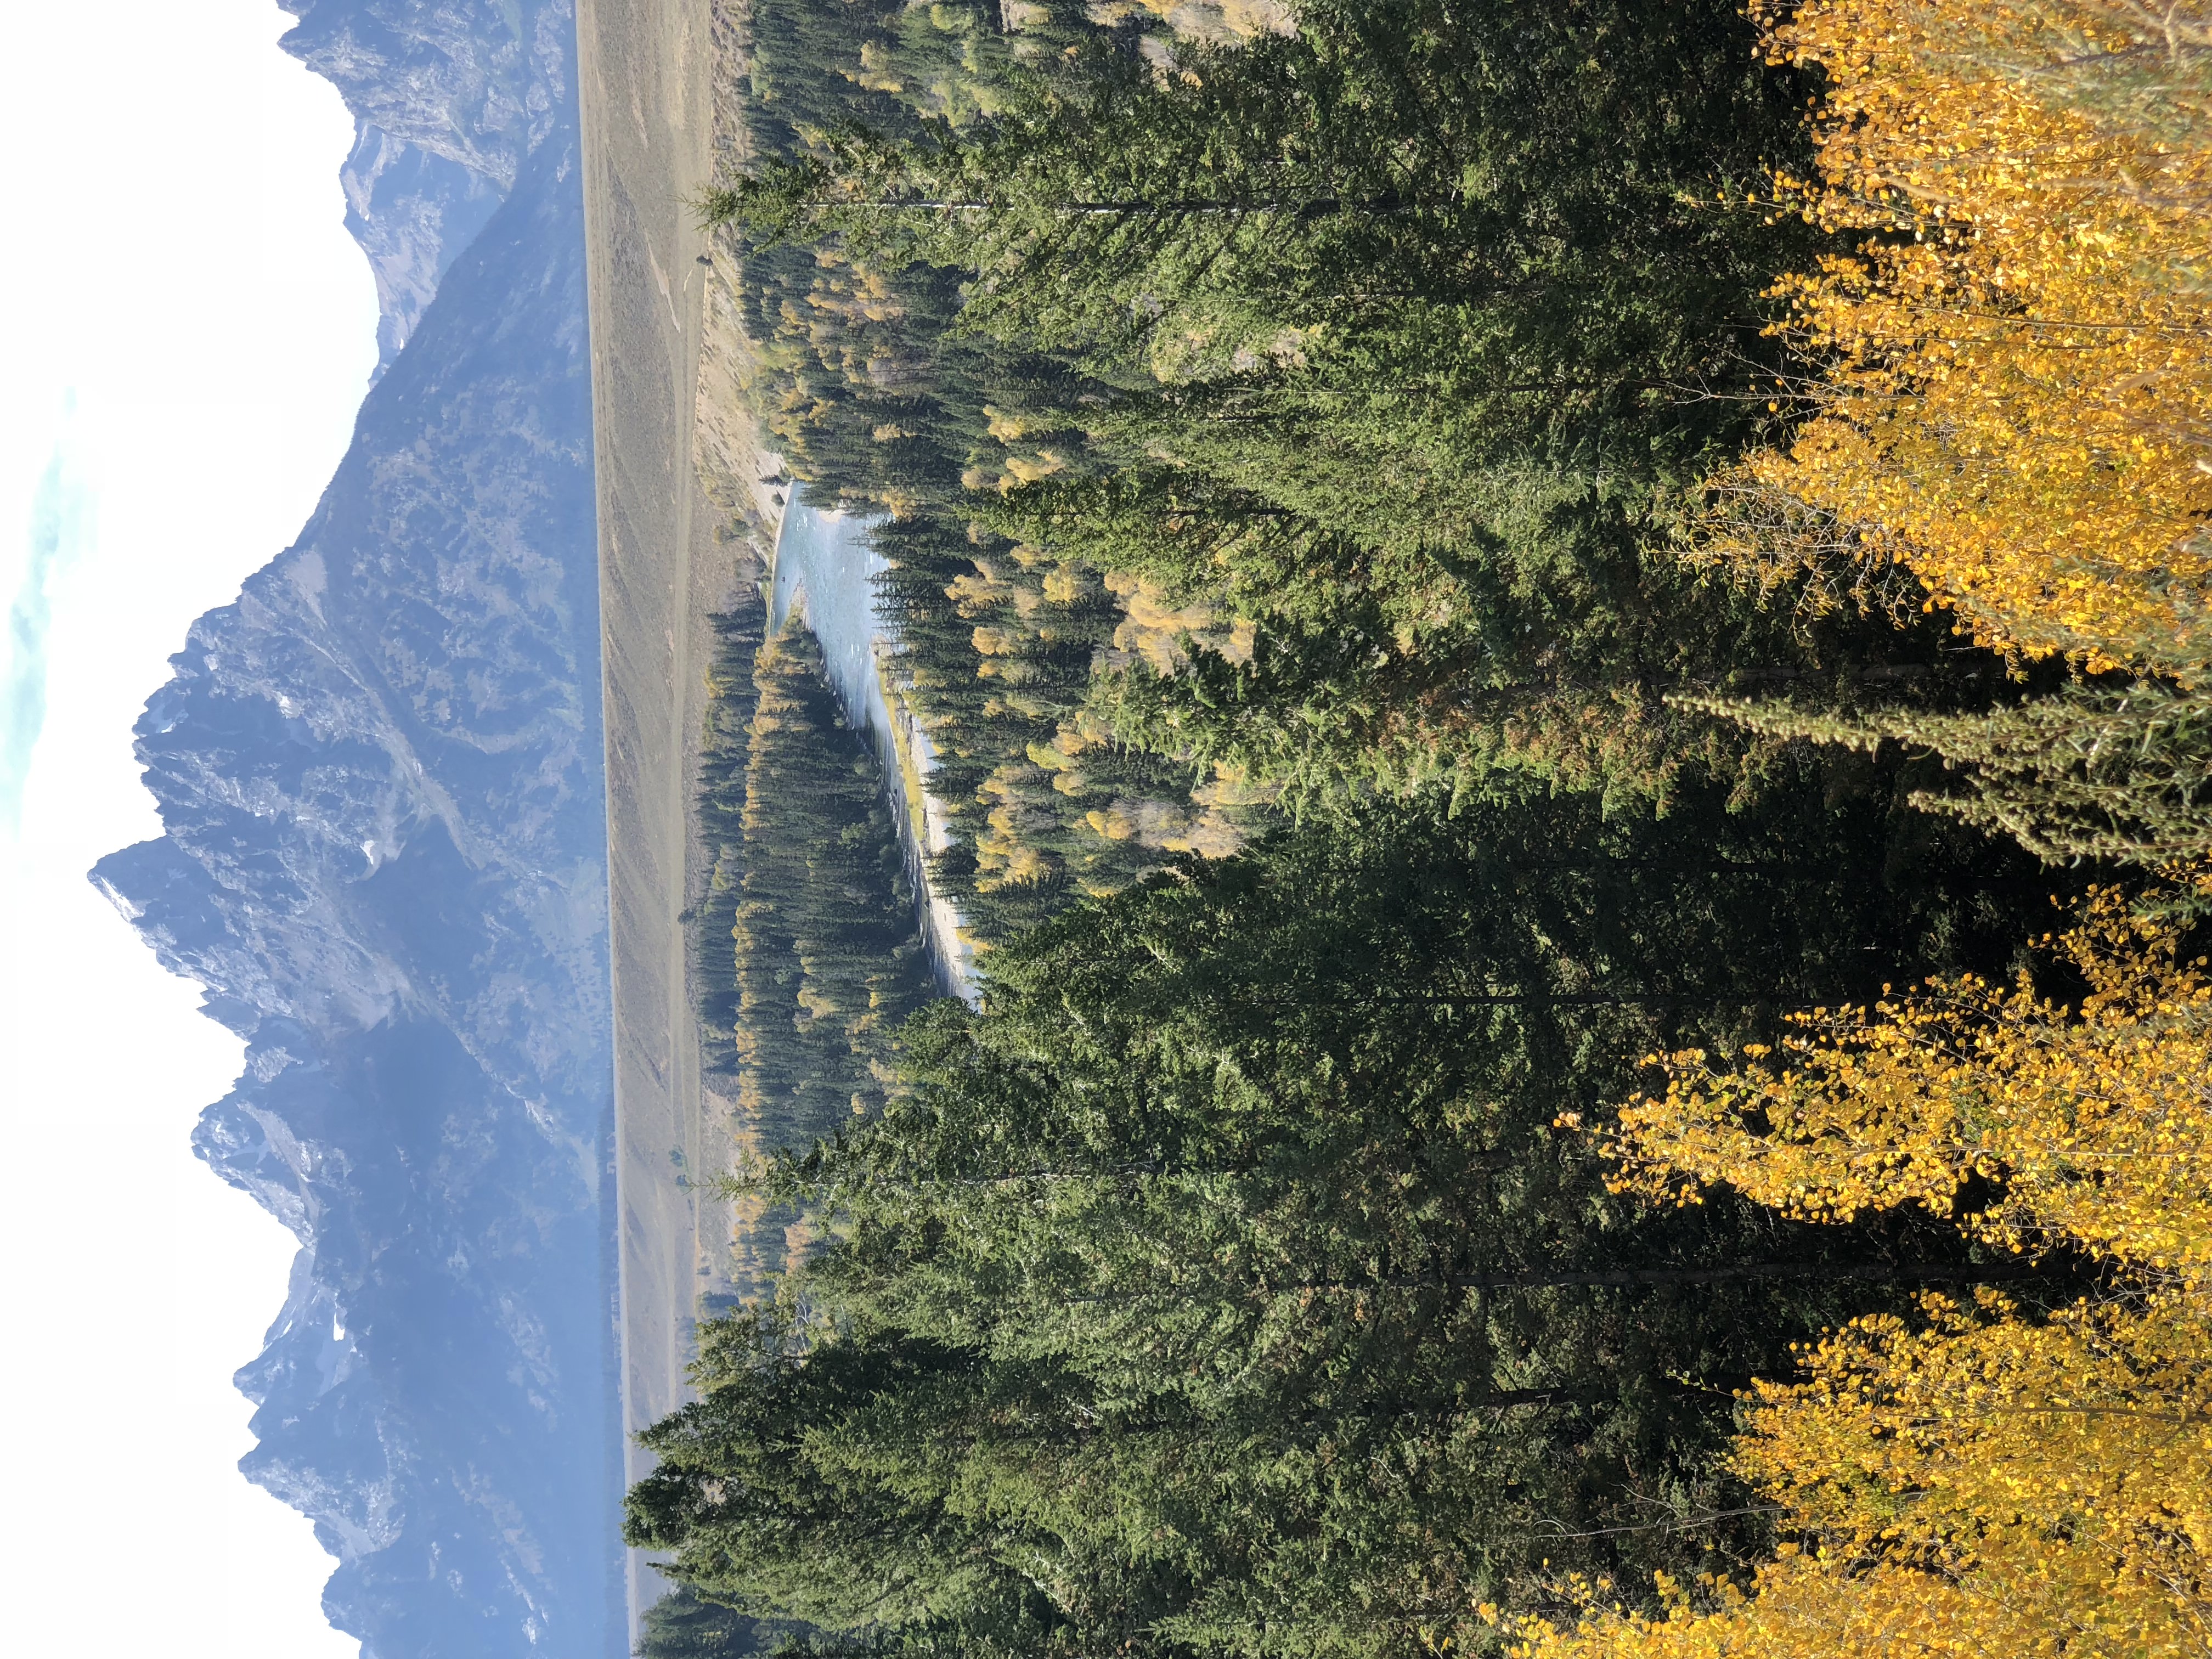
[630,781,2084,1658]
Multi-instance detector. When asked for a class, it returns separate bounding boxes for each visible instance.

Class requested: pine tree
[630,783,2075,1658]
[1675,680,2212,866]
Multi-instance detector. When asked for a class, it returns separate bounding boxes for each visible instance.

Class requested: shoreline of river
[766,491,977,1001]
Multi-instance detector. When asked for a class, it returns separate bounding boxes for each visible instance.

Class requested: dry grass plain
[575,0,761,1633]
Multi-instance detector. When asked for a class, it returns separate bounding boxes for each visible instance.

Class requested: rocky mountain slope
[92,4,621,1654]
[280,0,575,367]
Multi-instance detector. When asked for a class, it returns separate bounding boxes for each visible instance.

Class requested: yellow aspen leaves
[1605,882,2212,1277]
[1735,1293,2212,1598]
[1516,872,2212,1659]
[1728,0,2212,676]
[1511,1293,2212,1659]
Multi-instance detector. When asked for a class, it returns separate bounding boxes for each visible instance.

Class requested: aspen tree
[1522,874,2212,1659]
[1605,882,2212,1276]
[1729,0,2212,678]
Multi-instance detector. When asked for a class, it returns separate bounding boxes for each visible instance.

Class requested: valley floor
[575,0,755,1634]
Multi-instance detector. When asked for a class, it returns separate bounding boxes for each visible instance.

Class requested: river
[768,487,977,998]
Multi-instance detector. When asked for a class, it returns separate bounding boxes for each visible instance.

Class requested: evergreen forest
[637,3,2212,1656]
[693,600,936,1139]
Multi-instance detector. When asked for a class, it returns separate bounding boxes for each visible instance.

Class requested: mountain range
[90,3,623,1652]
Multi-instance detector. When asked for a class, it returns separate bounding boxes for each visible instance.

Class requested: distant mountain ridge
[92,3,622,1654]
[280,0,576,366]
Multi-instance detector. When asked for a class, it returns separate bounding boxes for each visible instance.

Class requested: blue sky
[0,4,378,1653]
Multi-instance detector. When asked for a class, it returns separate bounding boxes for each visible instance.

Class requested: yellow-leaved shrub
[1508,1293,2212,1659]
[1605,885,2212,1276]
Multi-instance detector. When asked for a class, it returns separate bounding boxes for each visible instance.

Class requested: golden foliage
[1519,874,2212,1659]
[974,759,1059,889]
[1085,0,1297,46]
[1732,0,2212,675]
[1737,1291,2212,1592]
[1101,568,1255,675]
[1510,1292,2212,1659]
[1079,793,1242,856]
[1602,883,2212,1276]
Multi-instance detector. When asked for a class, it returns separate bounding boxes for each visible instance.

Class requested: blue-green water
[769,488,974,995]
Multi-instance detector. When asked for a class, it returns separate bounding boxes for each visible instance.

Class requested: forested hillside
[642,2,2212,1655]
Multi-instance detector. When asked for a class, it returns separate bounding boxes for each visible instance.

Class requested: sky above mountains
[0,3,374,1654]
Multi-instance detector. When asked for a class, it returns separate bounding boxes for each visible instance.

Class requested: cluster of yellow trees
[1504,8,2212,1652]
[1515,879,2212,1658]
[1727,0,2212,679]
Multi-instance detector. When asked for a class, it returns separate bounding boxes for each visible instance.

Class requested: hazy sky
[0,3,379,1652]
